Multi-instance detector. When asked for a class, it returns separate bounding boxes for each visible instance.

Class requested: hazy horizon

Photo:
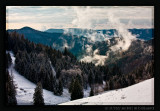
[6,6,154,31]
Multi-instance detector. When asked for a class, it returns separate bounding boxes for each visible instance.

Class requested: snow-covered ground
[7,51,70,105]
[60,78,154,105]
[7,51,154,105]
[7,51,90,105]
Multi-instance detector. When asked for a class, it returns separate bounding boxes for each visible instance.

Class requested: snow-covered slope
[7,51,70,105]
[7,51,154,105]
[60,78,154,105]
[7,51,90,105]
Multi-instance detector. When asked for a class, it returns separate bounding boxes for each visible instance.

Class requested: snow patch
[59,78,154,105]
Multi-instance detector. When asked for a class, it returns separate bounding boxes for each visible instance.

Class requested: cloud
[6,6,153,30]
[80,48,108,66]
[74,6,139,65]
[6,6,153,66]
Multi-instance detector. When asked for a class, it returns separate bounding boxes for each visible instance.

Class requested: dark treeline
[6,31,154,100]
[6,52,17,105]
[6,70,17,105]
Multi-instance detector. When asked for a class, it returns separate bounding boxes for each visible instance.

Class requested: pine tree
[76,74,83,87]
[63,47,68,56]
[69,77,75,93]
[58,79,63,96]
[89,87,94,97]
[95,73,98,84]
[53,80,59,95]
[6,53,12,68]
[6,53,9,68]
[88,70,94,87]
[56,68,61,79]
[128,75,135,85]
[71,78,83,100]
[33,82,44,105]
[109,80,113,90]
[6,70,17,105]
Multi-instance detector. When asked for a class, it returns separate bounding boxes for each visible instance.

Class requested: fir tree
[6,70,17,105]
[63,47,68,56]
[33,82,44,105]
[76,74,83,87]
[6,53,12,68]
[109,80,113,90]
[58,79,63,96]
[95,73,98,84]
[56,68,61,79]
[89,87,94,97]
[71,78,83,100]
[53,80,59,95]
[88,70,94,87]
[69,77,75,93]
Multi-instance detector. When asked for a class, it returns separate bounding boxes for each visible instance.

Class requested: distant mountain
[45,29,64,33]
[45,28,154,41]
[95,29,153,41]
[7,27,91,57]
[7,26,63,46]
[7,27,154,59]
[128,29,153,40]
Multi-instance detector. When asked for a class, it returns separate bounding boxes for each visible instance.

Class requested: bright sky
[6,6,154,31]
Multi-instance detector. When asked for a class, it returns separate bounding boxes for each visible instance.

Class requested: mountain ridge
[7,26,154,58]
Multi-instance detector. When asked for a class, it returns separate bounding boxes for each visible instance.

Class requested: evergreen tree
[6,53,12,68]
[58,79,63,96]
[89,87,94,97]
[56,68,61,79]
[53,80,59,95]
[88,70,94,87]
[6,53,9,68]
[128,75,135,85]
[33,82,44,105]
[109,80,113,90]
[71,78,83,100]
[95,73,98,84]
[76,74,83,87]
[69,77,75,93]
[6,70,17,105]
[104,81,109,91]
[63,47,68,56]
[120,76,128,88]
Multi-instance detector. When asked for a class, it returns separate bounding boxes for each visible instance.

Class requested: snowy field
[60,78,154,105]
[7,51,90,105]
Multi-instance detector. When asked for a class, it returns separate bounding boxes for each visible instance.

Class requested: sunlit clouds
[6,6,154,31]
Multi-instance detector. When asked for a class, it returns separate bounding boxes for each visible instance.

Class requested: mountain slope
[7,51,70,105]
[60,78,154,105]
[45,28,154,41]
[7,26,63,47]
[7,27,91,57]
[92,38,153,74]
[7,27,153,58]
[7,51,91,105]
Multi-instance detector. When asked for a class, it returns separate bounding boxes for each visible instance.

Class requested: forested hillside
[7,27,153,58]
[6,31,154,102]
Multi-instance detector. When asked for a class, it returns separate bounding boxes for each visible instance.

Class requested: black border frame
[0,0,159,111]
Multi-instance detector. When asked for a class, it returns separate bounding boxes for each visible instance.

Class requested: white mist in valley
[63,6,138,66]
[107,11,137,52]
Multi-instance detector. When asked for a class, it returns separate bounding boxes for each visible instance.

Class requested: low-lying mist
[60,7,140,66]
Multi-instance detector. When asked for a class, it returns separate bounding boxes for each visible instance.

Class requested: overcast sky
[6,6,154,31]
